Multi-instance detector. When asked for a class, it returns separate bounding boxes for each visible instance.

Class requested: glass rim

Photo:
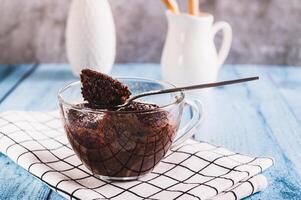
[57,77,185,114]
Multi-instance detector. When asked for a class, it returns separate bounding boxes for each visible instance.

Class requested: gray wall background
[0,0,300,65]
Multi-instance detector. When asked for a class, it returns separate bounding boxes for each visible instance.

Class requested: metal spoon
[118,76,259,108]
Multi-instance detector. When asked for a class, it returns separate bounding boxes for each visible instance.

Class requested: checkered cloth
[0,111,273,200]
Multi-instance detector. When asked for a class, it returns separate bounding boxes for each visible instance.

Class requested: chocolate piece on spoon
[80,69,131,108]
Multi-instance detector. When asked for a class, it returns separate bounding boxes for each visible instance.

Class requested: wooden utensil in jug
[188,0,199,16]
[161,0,180,14]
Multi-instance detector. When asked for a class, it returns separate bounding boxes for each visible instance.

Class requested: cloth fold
[0,111,273,200]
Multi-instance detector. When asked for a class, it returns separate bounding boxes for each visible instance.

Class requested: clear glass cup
[58,78,203,181]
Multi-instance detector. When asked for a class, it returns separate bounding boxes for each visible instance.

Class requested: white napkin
[0,111,273,200]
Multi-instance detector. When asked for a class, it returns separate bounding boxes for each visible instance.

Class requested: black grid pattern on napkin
[0,112,274,200]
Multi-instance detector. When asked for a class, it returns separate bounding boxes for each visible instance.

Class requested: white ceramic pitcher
[161,12,232,86]
[66,0,116,76]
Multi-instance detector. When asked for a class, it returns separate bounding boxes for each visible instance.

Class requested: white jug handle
[212,21,232,67]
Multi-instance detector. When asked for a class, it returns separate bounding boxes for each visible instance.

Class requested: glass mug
[58,78,203,181]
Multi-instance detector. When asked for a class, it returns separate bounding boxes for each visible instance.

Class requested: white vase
[66,0,116,76]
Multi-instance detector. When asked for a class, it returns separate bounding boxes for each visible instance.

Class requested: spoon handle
[128,76,259,102]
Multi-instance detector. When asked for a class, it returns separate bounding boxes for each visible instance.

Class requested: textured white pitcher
[66,0,116,76]
[161,12,232,86]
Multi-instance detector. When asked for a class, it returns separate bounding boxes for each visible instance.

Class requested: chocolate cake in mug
[59,69,183,179]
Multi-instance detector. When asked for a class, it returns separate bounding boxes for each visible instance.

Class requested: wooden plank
[193,65,301,199]
[0,154,52,200]
[0,65,12,81]
[0,64,76,111]
[0,64,36,105]
[269,66,301,121]
[236,66,301,173]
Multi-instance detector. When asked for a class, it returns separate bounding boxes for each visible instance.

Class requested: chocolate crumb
[118,101,159,112]
[118,101,169,131]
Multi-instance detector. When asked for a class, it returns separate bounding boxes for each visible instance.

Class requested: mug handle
[212,21,233,67]
[171,99,204,148]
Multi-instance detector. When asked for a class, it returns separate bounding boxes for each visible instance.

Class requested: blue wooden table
[0,63,301,200]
